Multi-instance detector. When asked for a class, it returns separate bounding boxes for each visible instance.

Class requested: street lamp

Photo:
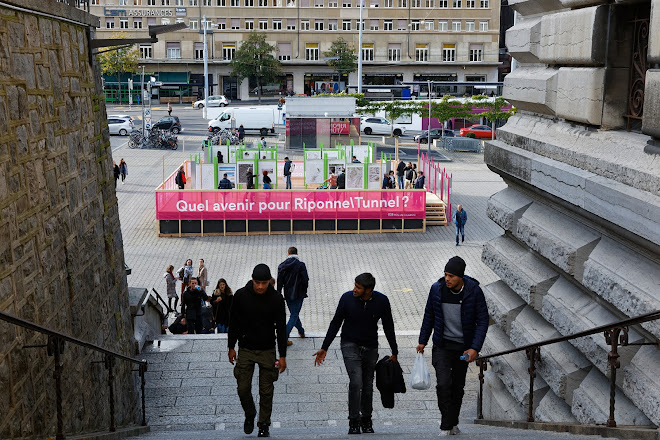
[357,0,364,94]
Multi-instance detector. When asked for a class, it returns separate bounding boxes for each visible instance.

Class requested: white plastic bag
[410,353,432,390]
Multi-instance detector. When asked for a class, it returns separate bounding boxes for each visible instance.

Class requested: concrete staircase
[425,193,447,226]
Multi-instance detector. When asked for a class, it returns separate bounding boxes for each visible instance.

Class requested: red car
[459,124,495,139]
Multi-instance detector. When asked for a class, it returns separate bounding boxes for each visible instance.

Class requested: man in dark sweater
[277,247,309,347]
[228,264,287,438]
[180,277,209,334]
[416,256,489,436]
[313,273,399,435]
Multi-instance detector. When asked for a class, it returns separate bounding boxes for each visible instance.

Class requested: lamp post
[203,15,209,119]
[428,79,432,157]
[357,0,364,94]
[140,65,145,133]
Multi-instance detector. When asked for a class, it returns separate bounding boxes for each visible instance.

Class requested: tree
[97,32,139,104]
[324,38,358,85]
[229,32,282,104]
[472,95,515,140]
[415,95,467,139]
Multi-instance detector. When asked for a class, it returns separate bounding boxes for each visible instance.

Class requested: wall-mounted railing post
[525,346,540,423]
[48,336,66,440]
[476,358,487,420]
[105,354,116,432]
[140,361,148,426]
[604,326,628,428]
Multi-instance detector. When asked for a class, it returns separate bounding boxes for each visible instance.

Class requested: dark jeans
[455,223,465,244]
[285,298,305,339]
[185,316,202,334]
[432,342,469,430]
[234,348,279,427]
[340,341,378,421]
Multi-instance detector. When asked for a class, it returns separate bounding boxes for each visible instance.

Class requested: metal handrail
[0,310,148,439]
[475,309,660,428]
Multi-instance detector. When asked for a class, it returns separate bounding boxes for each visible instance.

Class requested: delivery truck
[208,107,276,136]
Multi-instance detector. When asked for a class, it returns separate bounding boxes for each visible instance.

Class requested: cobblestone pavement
[113,135,505,333]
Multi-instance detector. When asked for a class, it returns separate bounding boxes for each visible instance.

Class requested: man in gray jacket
[277,247,309,346]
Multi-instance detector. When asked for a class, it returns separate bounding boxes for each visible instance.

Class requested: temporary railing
[0,310,148,439]
[417,150,452,224]
[475,310,660,428]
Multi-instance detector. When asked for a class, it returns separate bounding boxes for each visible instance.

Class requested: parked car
[193,95,229,108]
[414,128,455,143]
[459,124,494,139]
[152,116,181,134]
[107,117,134,136]
[360,117,406,136]
[108,114,134,121]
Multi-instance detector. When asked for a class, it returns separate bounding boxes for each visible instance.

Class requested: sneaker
[257,426,270,437]
[286,340,293,346]
[348,420,361,435]
[455,243,459,246]
[298,332,306,338]
[244,416,255,434]
[438,430,451,437]
[360,418,374,434]
[451,426,461,435]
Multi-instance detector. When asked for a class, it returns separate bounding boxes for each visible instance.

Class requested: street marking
[112,140,128,152]
[393,288,413,292]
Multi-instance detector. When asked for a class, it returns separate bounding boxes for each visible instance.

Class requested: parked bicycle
[208,129,240,146]
[128,128,178,150]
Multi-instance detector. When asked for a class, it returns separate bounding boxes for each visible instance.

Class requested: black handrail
[475,310,660,428]
[0,310,148,439]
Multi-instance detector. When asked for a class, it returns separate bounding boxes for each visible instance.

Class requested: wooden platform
[425,192,447,226]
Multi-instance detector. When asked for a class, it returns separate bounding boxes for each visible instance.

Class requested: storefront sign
[156,190,425,220]
[330,121,349,135]
[175,8,187,16]
[104,8,174,16]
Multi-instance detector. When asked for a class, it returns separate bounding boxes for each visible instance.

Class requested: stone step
[481,370,527,420]
[623,346,660,426]
[509,306,591,406]
[483,280,526,335]
[535,389,578,424]
[486,187,533,233]
[482,235,559,311]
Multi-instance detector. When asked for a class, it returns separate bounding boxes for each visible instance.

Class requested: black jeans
[432,342,469,430]
[341,341,378,421]
[185,316,202,334]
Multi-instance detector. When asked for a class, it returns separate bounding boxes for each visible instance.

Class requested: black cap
[444,256,466,278]
[252,264,272,281]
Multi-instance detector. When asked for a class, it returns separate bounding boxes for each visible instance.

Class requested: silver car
[108,117,134,136]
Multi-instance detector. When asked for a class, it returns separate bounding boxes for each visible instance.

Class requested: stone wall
[483,0,660,427]
[0,2,140,438]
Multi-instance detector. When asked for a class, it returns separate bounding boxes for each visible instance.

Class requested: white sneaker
[451,426,461,435]
[438,430,451,437]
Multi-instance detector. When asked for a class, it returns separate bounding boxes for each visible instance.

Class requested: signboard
[144,108,152,130]
[175,8,187,16]
[330,121,349,135]
[156,190,425,221]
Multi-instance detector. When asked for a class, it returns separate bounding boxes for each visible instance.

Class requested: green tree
[414,95,468,140]
[229,31,282,104]
[472,95,515,140]
[97,32,139,104]
[358,100,419,136]
[324,38,358,84]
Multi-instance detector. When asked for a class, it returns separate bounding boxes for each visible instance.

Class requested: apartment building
[91,0,500,102]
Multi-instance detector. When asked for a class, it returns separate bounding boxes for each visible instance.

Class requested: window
[370,0,379,6]
[383,20,393,30]
[245,0,254,5]
[452,0,460,5]
[189,19,198,30]
[315,20,324,30]
[148,17,157,26]
[278,42,292,60]
[362,43,374,61]
[259,0,268,5]
[174,0,183,4]
[387,43,401,61]
[222,43,235,60]
[479,21,488,31]
[287,0,296,5]
[91,0,100,4]
[315,0,324,5]
[452,21,461,31]
[328,19,338,30]
[424,20,434,30]
[328,0,338,5]
[217,0,225,5]
[203,0,212,4]
[415,44,428,61]
[342,0,351,5]
[397,0,406,6]
[189,0,198,4]
[301,20,310,30]
[466,21,474,31]
[466,0,474,6]
[245,20,254,29]
[273,20,282,30]
[442,43,455,61]
[119,0,127,4]
[397,19,406,30]
[410,20,420,31]
[167,42,181,59]
[342,20,351,31]
[469,44,483,61]
[139,45,152,59]
[194,42,204,60]
[358,20,364,30]
[146,0,155,5]
[438,0,447,6]
[120,18,128,29]
[438,21,448,31]
[370,19,379,30]
[258,20,267,29]
[412,0,421,6]
[305,43,319,60]
[230,18,240,29]
[203,18,212,30]
[424,0,433,6]
[106,19,115,29]
[162,18,170,25]
[286,19,296,29]
[133,18,142,29]
[480,0,488,6]
[384,0,392,6]
[175,18,184,24]
[230,0,239,5]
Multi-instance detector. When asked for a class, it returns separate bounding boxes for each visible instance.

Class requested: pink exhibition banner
[156,190,426,221]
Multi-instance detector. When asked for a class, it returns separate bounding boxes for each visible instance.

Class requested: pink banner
[156,190,426,220]
[330,121,349,135]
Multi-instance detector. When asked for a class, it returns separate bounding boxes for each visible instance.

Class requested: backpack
[177,267,185,281]
[175,170,182,186]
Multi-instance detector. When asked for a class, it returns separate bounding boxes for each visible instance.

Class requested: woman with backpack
[178,259,194,297]
[175,165,186,189]
[211,278,233,333]
[164,265,178,312]
[119,159,128,184]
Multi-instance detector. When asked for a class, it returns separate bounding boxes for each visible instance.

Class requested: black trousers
[186,317,202,334]
[432,342,469,430]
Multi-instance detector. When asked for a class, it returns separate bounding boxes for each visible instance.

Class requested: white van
[208,107,276,136]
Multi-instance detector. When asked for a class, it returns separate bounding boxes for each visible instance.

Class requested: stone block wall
[0,2,140,438]
[482,0,660,428]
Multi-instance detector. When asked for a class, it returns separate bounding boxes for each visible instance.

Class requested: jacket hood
[278,256,302,271]
[436,275,480,297]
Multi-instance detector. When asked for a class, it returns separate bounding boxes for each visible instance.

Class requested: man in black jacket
[277,247,309,346]
[283,157,293,189]
[229,264,287,438]
[180,277,209,334]
[218,173,233,189]
[313,273,398,435]
[337,168,346,189]
[396,159,406,189]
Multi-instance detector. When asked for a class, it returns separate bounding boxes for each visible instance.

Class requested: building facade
[90,0,500,102]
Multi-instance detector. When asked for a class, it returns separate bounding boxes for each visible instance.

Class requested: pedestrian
[198,259,209,290]
[351,156,361,163]
[416,256,489,436]
[337,168,346,189]
[414,171,426,189]
[277,247,309,347]
[211,278,233,333]
[388,170,396,189]
[283,157,293,189]
[246,168,255,189]
[405,162,417,189]
[228,264,287,438]
[454,204,467,246]
[217,149,224,163]
[323,171,338,189]
[382,173,390,190]
[260,136,267,148]
[168,102,172,116]
[181,277,210,334]
[313,273,399,435]
[218,173,233,189]
[238,124,245,141]
[262,170,272,189]
[113,161,120,188]
[164,265,178,312]
[175,165,186,189]
[178,259,194,296]
[396,159,406,189]
[119,158,128,184]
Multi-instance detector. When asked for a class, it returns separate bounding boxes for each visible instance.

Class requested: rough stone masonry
[0,1,140,437]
